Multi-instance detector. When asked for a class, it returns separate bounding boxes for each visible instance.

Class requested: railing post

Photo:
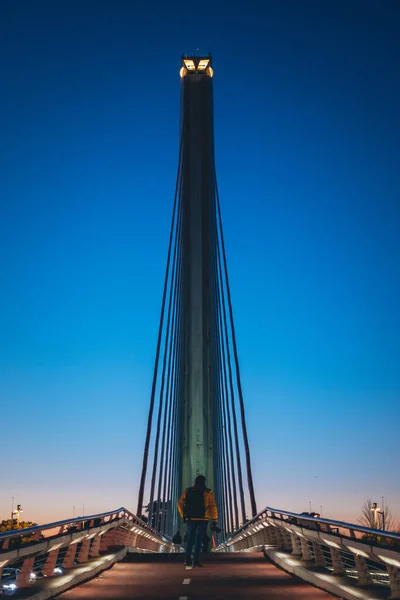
[42,549,60,577]
[89,535,101,557]
[63,543,78,568]
[265,526,278,546]
[349,528,357,539]
[300,538,313,561]
[260,527,270,545]
[281,531,292,550]
[274,527,291,550]
[77,538,91,563]
[354,555,373,585]
[330,548,346,575]
[387,564,400,599]
[312,542,325,567]
[275,527,284,547]
[16,557,35,588]
[290,533,302,555]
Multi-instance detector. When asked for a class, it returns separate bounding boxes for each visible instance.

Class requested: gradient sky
[1,0,399,528]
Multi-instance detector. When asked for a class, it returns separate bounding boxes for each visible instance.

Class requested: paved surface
[59,552,336,599]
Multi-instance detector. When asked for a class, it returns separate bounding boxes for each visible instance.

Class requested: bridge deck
[59,552,335,599]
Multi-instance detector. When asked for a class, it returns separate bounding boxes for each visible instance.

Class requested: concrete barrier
[27,548,127,600]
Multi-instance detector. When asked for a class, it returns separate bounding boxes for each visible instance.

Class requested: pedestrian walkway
[58,552,335,599]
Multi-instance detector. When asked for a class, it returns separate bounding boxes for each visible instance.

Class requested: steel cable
[136,132,184,518]
[215,175,257,518]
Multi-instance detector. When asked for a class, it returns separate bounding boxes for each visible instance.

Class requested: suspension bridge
[1,55,399,600]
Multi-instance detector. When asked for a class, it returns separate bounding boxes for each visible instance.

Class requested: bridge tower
[179,55,218,493]
[137,55,256,538]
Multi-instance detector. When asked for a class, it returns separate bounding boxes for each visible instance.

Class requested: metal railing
[231,506,400,543]
[0,507,126,543]
[0,507,173,594]
[216,506,400,600]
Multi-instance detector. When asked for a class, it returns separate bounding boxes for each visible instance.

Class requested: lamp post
[380,496,385,531]
[371,502,379,528]
[12,504,23,526]
[371,502,385,530]
[380,510,385,531]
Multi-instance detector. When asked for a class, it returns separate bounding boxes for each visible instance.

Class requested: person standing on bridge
[172,530,182,552]
[178,474,218,567]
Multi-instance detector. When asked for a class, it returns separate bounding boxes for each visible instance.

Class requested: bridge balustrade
[216,506,400,600]
[0,507,172,594]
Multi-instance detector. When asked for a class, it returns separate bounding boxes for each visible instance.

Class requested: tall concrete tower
[137,55,257,534]
[179,55,218,493]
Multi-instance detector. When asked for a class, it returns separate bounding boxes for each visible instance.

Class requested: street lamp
[371,502,379,528]
[371,502,385,530]
[10,497,14,529]
[12,504,23,526]
[380,510,385,531]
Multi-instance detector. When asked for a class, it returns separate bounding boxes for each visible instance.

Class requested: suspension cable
[217,272,239,530]
[217,224,246,525]
[136,133,184,518]
[148,147,184,523]
[215,175,257,518]
[159,187,184,534]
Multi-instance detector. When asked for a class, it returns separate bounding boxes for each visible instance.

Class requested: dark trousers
[185,520,207,564]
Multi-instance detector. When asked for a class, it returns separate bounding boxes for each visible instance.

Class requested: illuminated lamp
[197,59,209,70]
[183,59,196,70]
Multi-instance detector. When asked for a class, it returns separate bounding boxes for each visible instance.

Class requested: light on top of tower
[180,56,214,78]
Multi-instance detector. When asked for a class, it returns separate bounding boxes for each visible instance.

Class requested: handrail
[0,507,157,542]
[218,506,400,600]
[229,506,400,543]
[265,506,400,541]
[0,506,173,593]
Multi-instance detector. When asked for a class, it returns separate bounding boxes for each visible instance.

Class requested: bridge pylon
[137,55,257,540]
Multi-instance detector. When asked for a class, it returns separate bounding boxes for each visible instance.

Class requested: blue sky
[0,0,399,526]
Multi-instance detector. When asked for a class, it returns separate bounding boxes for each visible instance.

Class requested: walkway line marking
[179,597,188,600]
[182,578,191,585]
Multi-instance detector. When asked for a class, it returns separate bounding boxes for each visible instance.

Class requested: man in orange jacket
[177,474,218,567]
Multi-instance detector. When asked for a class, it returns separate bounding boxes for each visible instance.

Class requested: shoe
[184,560,192,567]
[193,562,203,568]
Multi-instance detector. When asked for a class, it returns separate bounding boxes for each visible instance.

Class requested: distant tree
[358,499,397,532]
[0,520,44,546]
[0,519,36,533]
[387,536,400,550]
